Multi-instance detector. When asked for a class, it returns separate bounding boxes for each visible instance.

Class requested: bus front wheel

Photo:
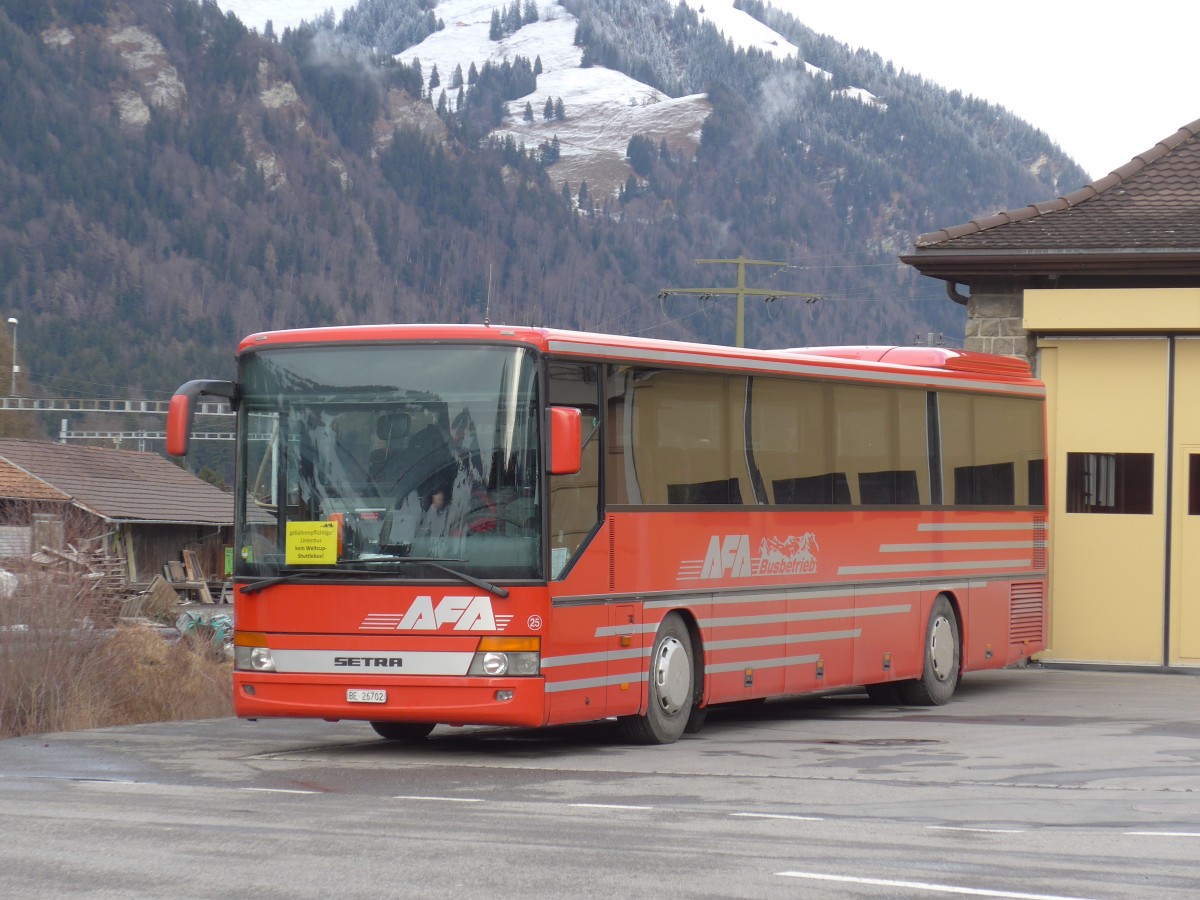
[900,596,961,706]
[618,613,695,744]
[370,721,436,741]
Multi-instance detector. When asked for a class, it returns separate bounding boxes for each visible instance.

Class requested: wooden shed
[0,438,234,592]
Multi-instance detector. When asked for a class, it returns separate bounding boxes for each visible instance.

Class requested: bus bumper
[232,673,547,727]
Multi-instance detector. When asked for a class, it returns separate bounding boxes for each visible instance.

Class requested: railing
[0,397,233,415]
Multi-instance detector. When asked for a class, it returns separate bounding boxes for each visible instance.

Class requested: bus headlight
[468,637,540,676]
[234,632,276,672]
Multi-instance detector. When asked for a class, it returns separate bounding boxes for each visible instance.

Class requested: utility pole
[659,256,821,347]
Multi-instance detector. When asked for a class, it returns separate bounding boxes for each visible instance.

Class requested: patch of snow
[260,81,301,110]
[666,0,799,60]
[837,86,886,110]
[108,26,188,111]
[41,26,75,47]
[213,0,340,32]
[114,90,151,128]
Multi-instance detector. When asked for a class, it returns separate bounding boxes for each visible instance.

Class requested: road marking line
[776,871,1099,900]
[1124,831,1200,837]
[570,803,653,810]
[927,826,1026,834]
[72,779,141,785]
[732,812,823,822]
[393,795,485,803]
[241,788,321,795]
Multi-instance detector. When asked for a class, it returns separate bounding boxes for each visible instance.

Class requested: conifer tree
[543,96,554,120]
[489,8,502,40]
[523,101,534,122]
[554,97,565,120]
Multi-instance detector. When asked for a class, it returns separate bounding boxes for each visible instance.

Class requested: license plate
[347,689,387,704]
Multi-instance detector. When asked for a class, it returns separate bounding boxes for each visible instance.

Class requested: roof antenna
[483,263,493,327]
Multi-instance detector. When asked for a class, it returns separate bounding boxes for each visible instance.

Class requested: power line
[658,256,822,347]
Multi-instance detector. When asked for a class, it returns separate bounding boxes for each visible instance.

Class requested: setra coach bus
[167,324,1047,744]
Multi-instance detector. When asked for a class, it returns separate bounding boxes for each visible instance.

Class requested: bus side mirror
[166,379,237,457]
[547,406,582,476]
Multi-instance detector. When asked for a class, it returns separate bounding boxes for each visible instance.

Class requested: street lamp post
[6,317,17,397]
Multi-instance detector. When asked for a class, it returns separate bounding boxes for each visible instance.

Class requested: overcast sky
[218,0,1196,182]
[777,1,1197,181]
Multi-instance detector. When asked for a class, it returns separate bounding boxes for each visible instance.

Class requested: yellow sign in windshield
[286,521,338,566]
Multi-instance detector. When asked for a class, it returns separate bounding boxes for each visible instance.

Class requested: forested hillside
[0,0,1087,426]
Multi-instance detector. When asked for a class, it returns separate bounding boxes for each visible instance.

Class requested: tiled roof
[0,439,233,525]
[0,459,71,502]
[912,119,1200,253]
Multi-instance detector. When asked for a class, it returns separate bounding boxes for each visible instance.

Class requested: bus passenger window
[667,477,742,504]
[772,473,851,505]
[858,470,920,505]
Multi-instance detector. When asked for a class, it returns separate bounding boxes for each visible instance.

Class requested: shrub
[0,562,232,739]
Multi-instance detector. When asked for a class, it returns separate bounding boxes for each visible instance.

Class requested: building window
[1065,452,1153,514]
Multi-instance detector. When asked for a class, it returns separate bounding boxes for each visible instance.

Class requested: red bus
[167,325,1047,744]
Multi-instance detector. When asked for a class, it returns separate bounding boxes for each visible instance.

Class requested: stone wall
[964,287,1035,364]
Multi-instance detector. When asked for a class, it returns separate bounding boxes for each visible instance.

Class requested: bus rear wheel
[900,596,961,706]
[618,613,696,745]
[370,721,436,741]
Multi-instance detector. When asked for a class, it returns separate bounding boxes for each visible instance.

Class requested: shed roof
[0,439,233,525]
[0,459,71,502]
[902,118,1200,283]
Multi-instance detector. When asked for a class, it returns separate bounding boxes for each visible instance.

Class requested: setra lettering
[333,657,403,667]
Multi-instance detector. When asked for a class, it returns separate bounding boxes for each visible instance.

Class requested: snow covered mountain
[215,0,880,198]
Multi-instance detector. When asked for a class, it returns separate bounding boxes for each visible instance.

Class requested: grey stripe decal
[542,647,647,669]
[706,629,860,651]
[643,580,967,610]
[917,522,1035,532]
[555,577,987,608]
[699,604,910,629]
[879,541,1035,552]
[838,559,1029,575]
[544,672,648,694]
[707,654,821,674]
[592,602,911,637]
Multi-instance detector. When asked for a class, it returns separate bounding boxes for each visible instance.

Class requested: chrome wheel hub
[929,615,955,682]
[653,636,690,716]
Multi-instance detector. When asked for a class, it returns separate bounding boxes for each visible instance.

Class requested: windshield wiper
[352,555,510,598]
[240,557,509,598]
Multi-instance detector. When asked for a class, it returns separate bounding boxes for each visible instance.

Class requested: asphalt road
[0,667,1197,899]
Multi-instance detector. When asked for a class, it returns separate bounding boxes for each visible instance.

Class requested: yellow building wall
[1037,338,1167,664]
[1170,339,1200,663]
[1026,288,1200,331]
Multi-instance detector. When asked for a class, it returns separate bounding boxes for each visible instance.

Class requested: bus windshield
[236,343,542,581]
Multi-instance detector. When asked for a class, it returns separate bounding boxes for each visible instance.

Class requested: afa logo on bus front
[679,533,820,581]
[359,596,515,632]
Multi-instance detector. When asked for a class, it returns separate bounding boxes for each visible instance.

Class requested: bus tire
[618,613,695,744]
[370,721,436,741]
[900,596,961,706]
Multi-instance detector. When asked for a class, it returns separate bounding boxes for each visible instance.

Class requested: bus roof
[238,324,1040,393]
